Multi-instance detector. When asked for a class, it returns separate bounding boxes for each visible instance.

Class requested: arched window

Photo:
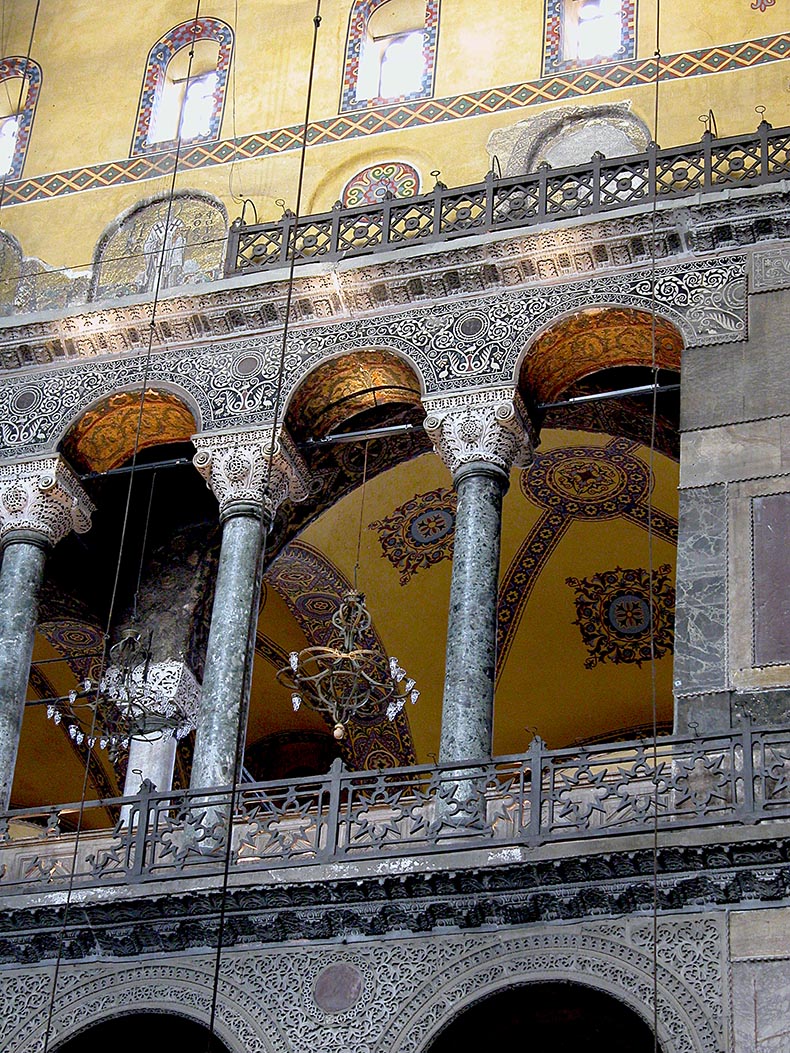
[544,0,636,73]
[341,0,439,112]
[0,57,41,179]
[131,18,233,156]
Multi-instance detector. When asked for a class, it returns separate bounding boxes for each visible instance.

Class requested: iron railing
[226,122,790,276]
[1,721,790,894]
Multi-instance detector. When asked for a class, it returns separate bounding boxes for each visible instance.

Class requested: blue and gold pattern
[496,438,677,676]
[566,564,675,668]
[369,486,456,584]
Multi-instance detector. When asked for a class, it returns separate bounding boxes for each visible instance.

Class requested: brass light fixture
[277,590,418,739]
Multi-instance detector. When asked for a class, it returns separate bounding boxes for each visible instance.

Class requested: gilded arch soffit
[61,388,197,473]
[520,306,683,405]
[0,254,744,463]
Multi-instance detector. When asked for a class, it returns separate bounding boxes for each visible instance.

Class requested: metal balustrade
[1,721,789,894]
[225,122,790,276]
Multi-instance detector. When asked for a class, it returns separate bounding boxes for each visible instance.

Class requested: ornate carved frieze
[423,389,534,476]
[0,912,725,1053]
[0,456,94,545]
[0,254,747,463]
[192,427,311,519]
[751,243,790,293]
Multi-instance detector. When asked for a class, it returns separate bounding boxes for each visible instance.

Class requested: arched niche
[423,981,661,1053]
[51,1011,231,1051]
[89,190,227,301]
[60,387,198,475]
[487,103,651,176]
[518,306,683,458]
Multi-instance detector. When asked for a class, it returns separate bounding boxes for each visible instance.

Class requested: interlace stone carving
[192,427,311,519]
[103,659,201,732]
[423,389,534,476]
[0,918,722,1053]
[0,456,94,546]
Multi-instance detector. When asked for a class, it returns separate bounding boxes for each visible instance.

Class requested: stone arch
[422,979,660,1051]
[516,305,683,408]
[51,1011,232,1051]
[89,189,228,302]
[487,103,651,176]
[283,345,425,443]
[58,384,200,474]
[384,926,721,1053]
[7,963,272,1053]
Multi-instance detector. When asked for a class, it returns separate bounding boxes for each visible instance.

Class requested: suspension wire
[203,4,323,1049]
[353,441,370,591]
[39,3,204,1048]
[648,5,664,1051]
[0,0,41,221]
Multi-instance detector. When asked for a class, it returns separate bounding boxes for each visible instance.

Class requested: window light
[576,0,622,61]
[149,71,218,145]
[378,31,425,99]
[0,115,19,177]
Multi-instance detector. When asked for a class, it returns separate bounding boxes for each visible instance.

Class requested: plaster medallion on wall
[369,486,457,584]
[566,564,675,669]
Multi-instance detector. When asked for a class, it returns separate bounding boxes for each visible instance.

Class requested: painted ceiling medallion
[369,486,456,584]
[566,564,675,669]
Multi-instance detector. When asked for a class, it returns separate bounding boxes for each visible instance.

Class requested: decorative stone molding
[192,427,311,520]
[0,456,94,546]
[751,243,790,293]
[103,659,201,734]
[423,389,534,477]
[0,917,723,1053]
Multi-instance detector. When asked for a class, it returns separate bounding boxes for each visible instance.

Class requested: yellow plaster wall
[0,1,786,271]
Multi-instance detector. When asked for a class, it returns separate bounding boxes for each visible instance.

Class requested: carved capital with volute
[422,388,534,478]
[0,456,95,548]
[192,426,311,522]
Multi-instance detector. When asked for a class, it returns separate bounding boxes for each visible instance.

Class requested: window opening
[573,0,623,62]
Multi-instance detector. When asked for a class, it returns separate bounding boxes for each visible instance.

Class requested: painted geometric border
[1,32,786,207]
[544,0,637,74]
[130,18,234,157]
[0,57,41,180]
[340,0,439,112]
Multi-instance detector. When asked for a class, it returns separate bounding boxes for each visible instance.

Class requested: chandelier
[44,628,196,755]
[277,591,419,739]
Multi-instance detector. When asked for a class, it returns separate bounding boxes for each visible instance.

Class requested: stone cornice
[0,834,789,965]
[0,190,785,375]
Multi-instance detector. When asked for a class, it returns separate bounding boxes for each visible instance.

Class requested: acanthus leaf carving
[423,388,535,476]
[0,456,94,546]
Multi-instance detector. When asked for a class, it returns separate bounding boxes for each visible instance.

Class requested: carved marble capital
[0,456,94,547]
[422,388,534,477]
[103,659,201,735]
[192,427,311,521]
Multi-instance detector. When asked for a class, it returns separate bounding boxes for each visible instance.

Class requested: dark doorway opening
[54,1012,230,1051]
[426,981,661,1053]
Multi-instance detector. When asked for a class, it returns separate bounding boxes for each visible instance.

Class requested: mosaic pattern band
[0,32,787,208]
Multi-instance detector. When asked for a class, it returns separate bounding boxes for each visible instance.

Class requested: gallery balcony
[226,121,790,276]
[1,719,789,902]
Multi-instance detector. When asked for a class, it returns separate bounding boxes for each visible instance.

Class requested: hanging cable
[40,3,205,1049]
[647,4,664,1051]
[203,4,323,1050]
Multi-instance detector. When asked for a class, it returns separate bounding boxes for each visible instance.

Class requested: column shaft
[0,537,47,810]
[439,462,507,765]
[189,511,263,790]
